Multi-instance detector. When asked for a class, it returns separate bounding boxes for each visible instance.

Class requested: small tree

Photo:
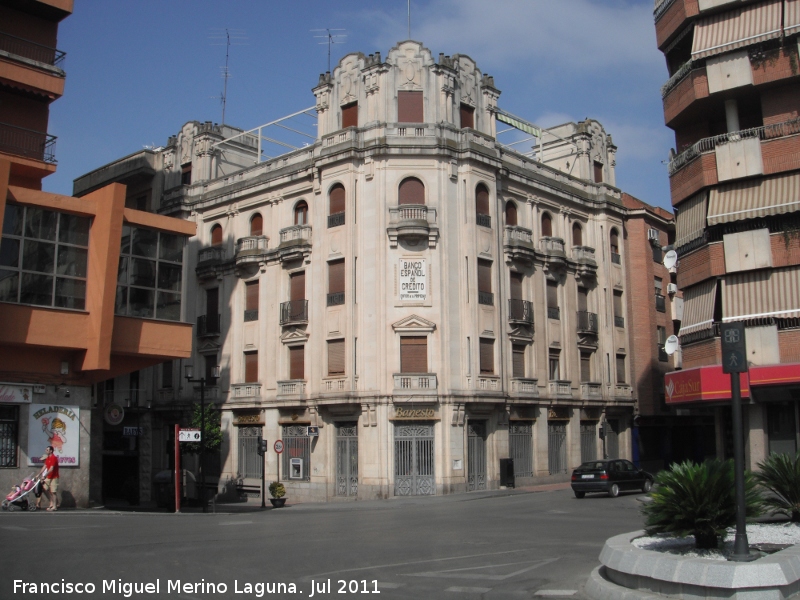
[182,404,222,454]
[755,452,800,522]
[641,460,762,549]
[269,481,286,499]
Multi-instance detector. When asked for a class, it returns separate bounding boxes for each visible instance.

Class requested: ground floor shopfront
[218,399,634,503]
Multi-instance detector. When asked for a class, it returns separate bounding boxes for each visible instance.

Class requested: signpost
[257,439,267,508]
[173,424,181,513]
[178,428,201,442]
[274,440,284,483]
[720,322,755,562]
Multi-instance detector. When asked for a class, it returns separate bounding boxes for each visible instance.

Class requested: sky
[46,0,674,210]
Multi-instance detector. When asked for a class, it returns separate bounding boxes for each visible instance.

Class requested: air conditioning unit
[647,228,659,242]
[667,283,678,295]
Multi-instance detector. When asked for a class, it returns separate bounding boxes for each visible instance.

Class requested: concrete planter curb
[584,530,800,599]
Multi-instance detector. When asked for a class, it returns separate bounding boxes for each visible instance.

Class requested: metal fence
[394,423,435,496]
[336,423,358,496]
[237,426,262,479]
[283,425,310,481]
[548,422,567,475]
[509,421,533,478]
[467,422,487,491]
[580,423,597,463]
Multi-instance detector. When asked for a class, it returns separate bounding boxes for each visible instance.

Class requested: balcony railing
[510,378,539,396]
[277,380,306,396]
[614,383,633,399]
[548,380,572,398]
[653,0,677,21]
[280,299,308,325]
[390,205,436,223]
[668,117,800,176]
[0,31,66,67]
[324,377,350,392]
[539,237,566,255]
[231,383,262,399]
[576,311,599,333]
[478,291,494,306]
[393,373,437,390]
[243,309,258,322]
[235,235,268,255]
[661,59,696,98]
[655,293,666,313]
[197,314,221,336]
[327,292,345,307]
[614,315,625,328]
[476,213,491,228]
[503,225,533,246]
[279,224,312,245]
[547,306,560,320]
[572,246,597,264]
[197,246,225,265]
[580,382,603,399]
[0,122,56,163]
[508,299,534,324]
[328,212,345,228]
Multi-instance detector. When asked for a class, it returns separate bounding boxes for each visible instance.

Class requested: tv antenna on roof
[209,28,248,125]
[312,29,347,72]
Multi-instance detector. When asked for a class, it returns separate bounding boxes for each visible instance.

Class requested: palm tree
[755,452,800,522]
[641,460,762,549]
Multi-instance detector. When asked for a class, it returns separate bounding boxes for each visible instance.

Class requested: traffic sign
[274,440,284,454]
[179,428,201,442]
[721,322,748,374]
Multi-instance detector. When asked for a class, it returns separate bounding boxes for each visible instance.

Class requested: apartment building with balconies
[656,0,800,466]
[76,41,657,503]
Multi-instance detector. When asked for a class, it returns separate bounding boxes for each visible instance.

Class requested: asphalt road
[1,487,647,599]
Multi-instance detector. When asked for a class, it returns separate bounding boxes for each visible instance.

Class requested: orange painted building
[0,0,195,507]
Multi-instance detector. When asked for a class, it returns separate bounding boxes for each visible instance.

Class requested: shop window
[0,405,19,467]
[398,177,425,205]
[398,91,423,123]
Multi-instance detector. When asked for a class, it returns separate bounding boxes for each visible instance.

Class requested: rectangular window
[477,259,493,305]
[654,277,663,293]
[238,426,263,479]
[549,350,560,380]
[245,280,259,321]
[328,259,345,306]
[161,360,173,389]
[181,164,192,185]
[512,344,525,378]
[547,280,559,320]
[460,104,475,129]
[593,161,603,183]
[657,326,667,344]
[1,203,90,310]
[400,336,427,373]
[290,271,305,301]
[580,352,592,382]
[328,339,345,376]
[616,354,626,383]
[116,224,185,321]
[341,102,358,128]
[244,351,258,383]
[289,346,305,380]
[0,405,19,467]
[613,291,624,327]
[652,244,663,263]
[398,90,423,123]
[479,338,494,374]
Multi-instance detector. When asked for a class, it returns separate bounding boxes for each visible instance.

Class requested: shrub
[755,452,800,522]
[641,459,762,549]
[269,481,286,499]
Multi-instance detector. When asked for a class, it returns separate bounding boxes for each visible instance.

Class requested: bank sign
[664,366,749,404]
[399,259,426,302]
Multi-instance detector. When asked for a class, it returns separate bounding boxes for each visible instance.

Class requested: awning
[665,366,750,404]
[678,279,717,336]
[723,268,800,321]
[785,0,800,36]
[707,172,800,226]
[692,0,782,59]
[675,191,708,249]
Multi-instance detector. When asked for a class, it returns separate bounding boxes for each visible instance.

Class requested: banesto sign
[394,407,435,419]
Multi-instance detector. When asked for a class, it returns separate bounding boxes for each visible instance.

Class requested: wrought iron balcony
[478,291,494,306]
[327,292,345,307]
[547,306,560,320]
[0,31,66,68]
[328,212,345,228]
[614,315,625,328]
[655,293,666,313]
[197,314,221,337]
[280,299,308,325]
[0,122,56,163]
[576,311,598,333]
[476,213,491,228]
[508,299,534,324]
[393,373,437,391]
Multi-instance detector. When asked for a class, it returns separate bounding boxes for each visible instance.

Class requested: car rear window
[579,462,607,470]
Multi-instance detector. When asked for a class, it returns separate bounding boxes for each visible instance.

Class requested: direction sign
[179,428,201,442]
[721,322,748,374]
[274,440,284,454]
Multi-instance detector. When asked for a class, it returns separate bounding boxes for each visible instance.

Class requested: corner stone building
[76,41,638,502]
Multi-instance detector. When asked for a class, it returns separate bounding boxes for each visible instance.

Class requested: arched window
[541,212,552,237]
[398,177,425,205]
[210,224,222,246]
[610,228,620,264]
[250,214,263,237]
[475,184,490,227]
[572,222,582,247]
[294,201,308,225]
[328,184,345,228]
[505,201,518,226]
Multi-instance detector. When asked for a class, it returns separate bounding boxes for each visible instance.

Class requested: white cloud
[598,118,673,162]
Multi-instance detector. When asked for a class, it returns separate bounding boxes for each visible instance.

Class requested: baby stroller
[2,475,42,511]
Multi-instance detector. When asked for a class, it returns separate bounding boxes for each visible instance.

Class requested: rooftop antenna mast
[312,28,347,72]
[408,0,411,38]
[209,28,247,125]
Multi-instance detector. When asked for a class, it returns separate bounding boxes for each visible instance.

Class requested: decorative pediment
[508,326,533,344]
[198,340,221,354]
[391,314,436,334]
[281,327,310,346]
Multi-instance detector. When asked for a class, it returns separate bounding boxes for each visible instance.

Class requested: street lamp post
[184,363,220,514]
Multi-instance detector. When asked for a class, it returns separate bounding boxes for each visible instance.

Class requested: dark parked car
[570,459,653,498]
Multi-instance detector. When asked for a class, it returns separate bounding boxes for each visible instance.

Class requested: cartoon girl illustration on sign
[41,417,67,453]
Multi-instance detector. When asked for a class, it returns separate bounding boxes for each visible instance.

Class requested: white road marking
[446,587,491,593]
[407,557,560,581]
[377,583,403,589]
[534,591,577,597]
[218,520,254,526]
[1,526,26,531]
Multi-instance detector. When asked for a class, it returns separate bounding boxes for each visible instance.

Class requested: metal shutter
[478,260,492,293]
[476,185,490,216]
[206,287,219,316]
[512,344,525,378]
[328,339,345,375]
[341,102,358,128]
[250,214,263,236]
[578,287,588,312]
[289,346,304,380]
[246,281,259,312]
[211,224,222,245]
[546,281,558,308]
[479,338,494,374]
[580,353,591,382]
[329,260,345,294]
[290,271,305,301]
[505,202,517,226]
[399,178,425,205]
[510,272,523,300]
[400,336,427,373]
[460,104,474,129]
[572,222,582,247]
[541,214,552,237]
[244,352,258,383]
[329,184,345,215]
[398,91,423,123]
